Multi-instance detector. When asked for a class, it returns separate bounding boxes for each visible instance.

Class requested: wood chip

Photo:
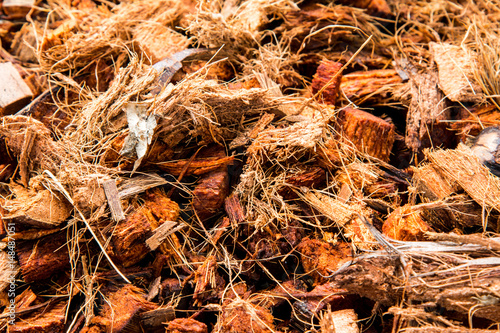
[146,221,185,251]
[0,63,33,116]
[102,179,126,222]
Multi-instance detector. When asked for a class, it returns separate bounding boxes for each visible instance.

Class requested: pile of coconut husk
[1,0,500,332]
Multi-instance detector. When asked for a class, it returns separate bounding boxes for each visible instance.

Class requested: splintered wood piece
[140,307,175,333]
[395,60,451,153]
[297,237,352,285]
[338,107,395,162]
[85,285,157,333]
[166,318,208,333]
[337,183,352,204]
[192,169,230,221]
[157,156,234,177]
[340,69,402,105]
[382,205,433,241]
[118,174,168,199]
[312,60,343,105]
[193,255,225,306]
[0,63,33,116]
[13,288,37,310]
[19,128,35,187]
[146,221,184,251]
[224,193,245,226]
[2,0,35,19]
[103,180,125,222]
[16,231,70,283]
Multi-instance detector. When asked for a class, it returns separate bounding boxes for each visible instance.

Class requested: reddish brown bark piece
[166,318,208,333]
[16,231,70,283]
[110,190,180,267]
[143,189,180,224]
[192,152,230,222]
[110,209,151,267]
[13,288,37,309]
[338,107,395,162]
[340,69,402,104]
[278,166,326,199]
[84,285,157,333]
[159,278,183,302]
[224,193,245,225]
[297,238,352,285]
[275,5,376,52]
[172,60,235,83]
[0,63,33,116]
[301,282,351,313]
[312,60,343,106]
[157,156,234,177]
[9,300,66,333]
[383,205,433,241]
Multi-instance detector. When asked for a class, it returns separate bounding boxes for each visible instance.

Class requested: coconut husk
[425,143,500,214]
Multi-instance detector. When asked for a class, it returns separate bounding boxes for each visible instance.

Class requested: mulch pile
[0,0,500,332]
